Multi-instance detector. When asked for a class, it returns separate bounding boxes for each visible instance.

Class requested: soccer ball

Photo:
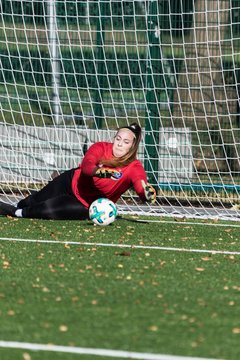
[89,198,118,226]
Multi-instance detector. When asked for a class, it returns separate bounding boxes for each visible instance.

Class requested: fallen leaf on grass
[195,267,205,272]
[71,296,79,302]
[148,325,158,332]
[23,353,31,360]
[42,287,50,293]
[224,229,232,233]
[191,341,198,348]
[232,328,240,334]
[201,257,211,261]
[226,255,235,260]
[7,310,15,316]
[17,298,25,305]
[232,285,240,291]
[97,289,105,295]
[59,325,68,332]
[2,261,10,269]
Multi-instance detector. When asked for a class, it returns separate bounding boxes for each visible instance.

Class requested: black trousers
[18,169,89,220]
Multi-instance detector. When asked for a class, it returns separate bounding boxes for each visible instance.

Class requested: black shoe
[0,201,17,216]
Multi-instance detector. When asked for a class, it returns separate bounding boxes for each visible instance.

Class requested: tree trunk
[173,0,240,172]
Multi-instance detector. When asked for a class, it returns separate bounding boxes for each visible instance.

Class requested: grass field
[0,215,240,360]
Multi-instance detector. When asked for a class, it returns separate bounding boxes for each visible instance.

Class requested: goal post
[1,0,240,221]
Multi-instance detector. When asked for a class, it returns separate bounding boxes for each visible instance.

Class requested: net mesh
[0,0,240,221]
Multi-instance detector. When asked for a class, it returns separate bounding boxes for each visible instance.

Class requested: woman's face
[112,129,135,158]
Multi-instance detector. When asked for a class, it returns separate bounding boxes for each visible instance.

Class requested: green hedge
[0,48,148,89]
[0,49,185,94]
[2,0,239,36]
[232,0,240,36]
[1,0,195,33]
[1,0,145,29]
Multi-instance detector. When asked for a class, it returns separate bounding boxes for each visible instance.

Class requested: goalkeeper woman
[0,123,156,220]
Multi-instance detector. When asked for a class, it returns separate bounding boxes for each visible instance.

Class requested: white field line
[0,236,240,255]
[0,340,215,360]
[135,219,240,228]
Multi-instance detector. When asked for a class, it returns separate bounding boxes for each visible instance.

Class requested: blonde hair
[101,123,142,167]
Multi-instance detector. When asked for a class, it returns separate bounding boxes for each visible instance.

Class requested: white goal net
[1,0,240,221]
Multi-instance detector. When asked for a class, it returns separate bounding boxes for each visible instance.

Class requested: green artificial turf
[0,216,240,360]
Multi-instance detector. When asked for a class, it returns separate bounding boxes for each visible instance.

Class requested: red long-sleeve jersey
[71,142,148,208]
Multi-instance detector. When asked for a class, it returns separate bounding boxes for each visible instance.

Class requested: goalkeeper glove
[141,180,157,204]
[94,167,122,180]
